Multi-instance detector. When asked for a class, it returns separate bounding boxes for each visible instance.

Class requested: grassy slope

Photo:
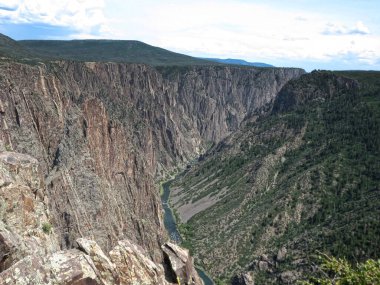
[18,39,215,66]
[0,33,33,59]
[172,71,380,284]
[0,33,216,66]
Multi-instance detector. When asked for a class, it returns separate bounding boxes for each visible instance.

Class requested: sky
[0,0,379,71]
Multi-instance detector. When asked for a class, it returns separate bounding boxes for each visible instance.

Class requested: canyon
[0,34,305,284]
[1,33,378,285]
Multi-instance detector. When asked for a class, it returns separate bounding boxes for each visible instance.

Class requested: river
[161,181,214,285]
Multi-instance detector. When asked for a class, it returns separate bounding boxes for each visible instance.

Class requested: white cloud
[0,0,379,69]
[0,0,21,11]
[107,0,379,67]
[0,0,107,36]
[323,21,370,35]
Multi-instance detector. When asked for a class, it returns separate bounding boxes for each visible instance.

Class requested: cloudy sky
[0,0,379,71]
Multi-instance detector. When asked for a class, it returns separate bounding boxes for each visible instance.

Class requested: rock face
[0,60,303,259]
[162,242,202,285]
[0,151,59,271]
[0,150,200,284]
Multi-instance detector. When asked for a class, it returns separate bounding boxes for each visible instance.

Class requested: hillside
[0,33,217,66]
[0,33,33,59]
[18,39,216,66]
[171,71,380,284]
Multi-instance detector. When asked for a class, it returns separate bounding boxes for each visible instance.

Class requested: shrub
[42,222,52,234]
[300,254,380,285]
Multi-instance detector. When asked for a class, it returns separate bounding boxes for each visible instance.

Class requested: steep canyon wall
[0,60,304,263]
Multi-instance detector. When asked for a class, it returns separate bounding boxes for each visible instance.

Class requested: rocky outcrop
[231,272,254,285]
[0,236,202,285]
[0,150,201,284]
[76,238,120,285]
[162,242,202,285]
[0,249,103,285]
[0,151,59,271]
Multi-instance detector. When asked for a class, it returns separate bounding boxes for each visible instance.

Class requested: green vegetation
[215,278,228,285]
[19,39,216,66]
[42,222,52,234]
[0,33,33,59]
[159,182,165,196]
[172,71,380,283]
[178,223,195,253]
[0,32,217,66]
[300,254,380,285]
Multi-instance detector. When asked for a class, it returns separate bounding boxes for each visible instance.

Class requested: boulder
[279,270,299,284]
[0,250,102,285]
[76,238,120,285]
[162,242,202,285]
[276,246,287,262]
[231,272,254,285]
[110,239,167,285]
[258,260,269,272]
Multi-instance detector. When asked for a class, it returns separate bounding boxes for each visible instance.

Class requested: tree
[300,254,380,285]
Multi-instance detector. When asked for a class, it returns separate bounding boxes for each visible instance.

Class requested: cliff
[0,56,303,284]
[0,151,200,285]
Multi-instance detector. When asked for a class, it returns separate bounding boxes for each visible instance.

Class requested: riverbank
[161,181,214,285]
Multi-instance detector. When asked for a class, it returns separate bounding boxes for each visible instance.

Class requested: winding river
[161,181,214,285]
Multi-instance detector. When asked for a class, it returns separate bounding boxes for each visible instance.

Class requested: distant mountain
[203,58,274,67]
[0,33,276,68]
[0,33,216,66]
[18,39,220,66]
